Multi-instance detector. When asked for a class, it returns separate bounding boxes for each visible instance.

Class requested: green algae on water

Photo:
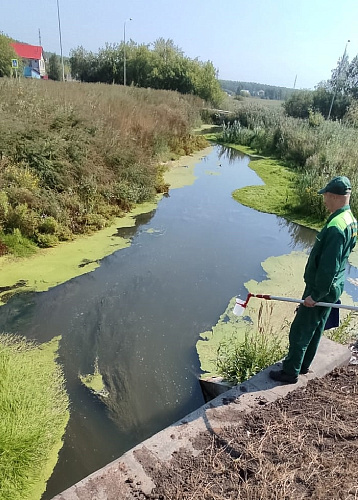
[232,157,299,218]
[163,146,213,189]
[0,335,69,500]
[0,201,157,305]
[79,357,109,397]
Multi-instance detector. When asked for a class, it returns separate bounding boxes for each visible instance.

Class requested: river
[0,145,357,498]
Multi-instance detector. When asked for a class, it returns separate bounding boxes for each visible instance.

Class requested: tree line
[219,79,297,100]
[69,38,223,105]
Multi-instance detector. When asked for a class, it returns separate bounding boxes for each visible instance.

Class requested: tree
[69,37,223,104]
[283,91,314,118]
[127,43,153,87]
[329,51,350,94]
[0,33,18,77]
[193,61,223,105]
[346,55,358,99]
[47,53,61,80]
[284,88,350,120]
[70,46,100,82]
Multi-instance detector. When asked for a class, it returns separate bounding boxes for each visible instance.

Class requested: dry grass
[136,366,358,500]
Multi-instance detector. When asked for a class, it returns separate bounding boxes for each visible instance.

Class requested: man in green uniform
[270,176,357,384]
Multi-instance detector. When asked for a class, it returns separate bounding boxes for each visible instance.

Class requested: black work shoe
[269,369,298,384]
[300,367,312,375]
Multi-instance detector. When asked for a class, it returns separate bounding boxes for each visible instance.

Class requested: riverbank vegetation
[216,101,358,223]
[0,335,69,500]
[216,303,286,384]
[0,78,207,256]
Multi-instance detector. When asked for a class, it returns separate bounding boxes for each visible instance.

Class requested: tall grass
[219,102,358,219]
[0,335,69,500]
[325,312,358,345]
[216,304,287,384]
[0,78,207,254]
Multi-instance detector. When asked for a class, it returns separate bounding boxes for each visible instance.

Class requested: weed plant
[0,335,69,500]
[0,78,207,254]
[216,304,287,384]
[219,102,358,220]
[325,312,358,345]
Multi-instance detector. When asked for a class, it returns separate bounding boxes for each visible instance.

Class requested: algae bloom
[0,335,69,500]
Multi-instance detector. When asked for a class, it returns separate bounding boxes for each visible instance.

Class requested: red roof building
[11,42,46,78]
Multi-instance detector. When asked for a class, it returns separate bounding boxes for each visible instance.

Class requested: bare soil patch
[133,365,358,500]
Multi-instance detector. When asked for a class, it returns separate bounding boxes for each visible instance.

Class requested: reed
[219,102,358,219]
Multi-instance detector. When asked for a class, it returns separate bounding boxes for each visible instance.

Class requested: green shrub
[84,213,107,230]
[308,108,325,128]
[57,225,73,241]
[5,204,38,238]
[37,216,58,235]
[217,328,286,384]
[325,313,358,345]
[0,192,9,226]
[0,229,37,257]
[343,101,358,128]
[1,162,39,190]
[36,233,59,248]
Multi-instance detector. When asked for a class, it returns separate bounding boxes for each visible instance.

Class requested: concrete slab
[52,336,351,500]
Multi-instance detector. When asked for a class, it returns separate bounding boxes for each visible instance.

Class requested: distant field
[219,95,284,113]
[241,96,284,108]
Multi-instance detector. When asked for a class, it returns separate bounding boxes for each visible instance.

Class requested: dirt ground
[130,359,358,500]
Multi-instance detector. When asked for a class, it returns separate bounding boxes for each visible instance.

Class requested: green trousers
[282,293,332,377]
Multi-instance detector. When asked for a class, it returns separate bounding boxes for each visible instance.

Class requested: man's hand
[303,295,317,307]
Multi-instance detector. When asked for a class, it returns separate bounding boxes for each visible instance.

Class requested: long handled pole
[234,293,358,316]
[254,294,358,311]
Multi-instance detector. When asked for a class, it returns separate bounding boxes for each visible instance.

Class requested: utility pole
[293,74,297,89]
[123,18,132,86]
[327,40,350,120]
[56,0,65,81]
[38,28,42,47]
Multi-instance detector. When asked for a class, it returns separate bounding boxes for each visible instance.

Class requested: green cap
[318,176,352,195]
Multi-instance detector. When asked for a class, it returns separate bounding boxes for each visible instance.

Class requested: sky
[2,0,358,90]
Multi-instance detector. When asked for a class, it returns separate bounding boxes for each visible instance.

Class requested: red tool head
[233,293,253,316]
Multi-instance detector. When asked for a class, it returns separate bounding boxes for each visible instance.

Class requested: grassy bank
[216,101,358,221]
[0,78,207,256]
[0,335,69,500]
[229,146,324,230]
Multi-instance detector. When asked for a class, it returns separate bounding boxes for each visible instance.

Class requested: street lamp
[327,39,350,120]
[123,17,132,86]
[56,0,65,81]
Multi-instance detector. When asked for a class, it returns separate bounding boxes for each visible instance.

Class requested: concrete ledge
[53,337,350,500]
[199,376,233,402]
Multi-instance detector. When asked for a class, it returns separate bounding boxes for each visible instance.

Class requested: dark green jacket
[304,205,357,302]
